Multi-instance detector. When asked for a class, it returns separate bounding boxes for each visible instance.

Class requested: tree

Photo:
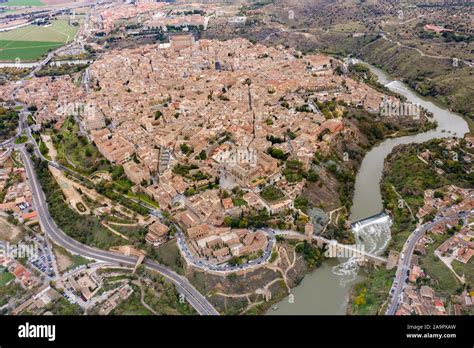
[295,241,324,269]
[307,170,319,182]
[267,147,288,160]
[224,212,235,225]
[111,166,125,181]
[198,150,207,160]
[229,256,242,266]
[354,289,367,306]
[180,143,192,156]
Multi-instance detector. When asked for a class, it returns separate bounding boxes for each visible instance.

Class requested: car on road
[390,282,398,295]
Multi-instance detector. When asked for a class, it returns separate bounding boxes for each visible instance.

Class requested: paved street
[386,210,470,315]
[16,145,219,315]
[174,222,275,274]
[0,12,219,316]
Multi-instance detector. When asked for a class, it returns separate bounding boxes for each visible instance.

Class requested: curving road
[175,225,275,274]
[380,33,473,68]
[1,11,219,315]
[17,145,219,315]
[386,210,470,315]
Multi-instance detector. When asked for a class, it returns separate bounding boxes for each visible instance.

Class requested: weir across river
[351,212,391,231]
[268,60,469,315]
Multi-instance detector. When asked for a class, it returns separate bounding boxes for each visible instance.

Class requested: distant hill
[203,0,474,130]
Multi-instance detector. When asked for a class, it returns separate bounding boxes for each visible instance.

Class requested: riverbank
[347,64,470,315]
[270,59,470,315]
[357,38,474,134]
[347,266,395,315]
[368,138,473,315]
[350,62,468,221]
[268,58,458,315]
[301,94,436,244]
[184,240,319,315]
[364,65,474,136]
[325,39,474,136]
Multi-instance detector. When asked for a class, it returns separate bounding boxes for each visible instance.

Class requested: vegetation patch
[382,139,472,253]
[0,271,14,286]
[0,21,79,61]
[0,107,18,141]
[34,157,127,250]
[350,267,396,315]
[260,185,285,202]
[50,116,113,175]
[419,233,462,297]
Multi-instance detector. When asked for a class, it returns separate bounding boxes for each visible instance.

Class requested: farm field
[0,0,44,6]
[0,20,79,61]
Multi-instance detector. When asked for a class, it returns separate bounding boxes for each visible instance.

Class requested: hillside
[203,0,474,129]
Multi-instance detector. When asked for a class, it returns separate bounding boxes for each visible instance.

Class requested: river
[268,63,469,315]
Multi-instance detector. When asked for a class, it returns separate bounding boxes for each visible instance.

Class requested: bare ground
[0,216,23,242]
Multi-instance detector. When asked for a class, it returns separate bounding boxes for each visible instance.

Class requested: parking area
[26,235,56,278]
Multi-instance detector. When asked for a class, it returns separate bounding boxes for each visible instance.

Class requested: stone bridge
[270,226,388,266]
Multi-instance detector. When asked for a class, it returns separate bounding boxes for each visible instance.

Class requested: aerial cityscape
[0,0,472,335]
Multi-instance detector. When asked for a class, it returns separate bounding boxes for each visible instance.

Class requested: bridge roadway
[17,146,219,316]
[268,229,387,263]
[314,236,387,263]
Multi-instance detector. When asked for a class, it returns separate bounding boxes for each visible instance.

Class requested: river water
[268,63,469,315]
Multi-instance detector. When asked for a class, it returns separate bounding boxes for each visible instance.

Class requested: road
[260,23,472,68]
[16,145,218,315]
[265,228,387,263]
[0,14,219,314]
[149,208,275,274]
[0,104,27,148]
[174,222,275,274]
[380,33,473,68]
[386,210,470,315]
